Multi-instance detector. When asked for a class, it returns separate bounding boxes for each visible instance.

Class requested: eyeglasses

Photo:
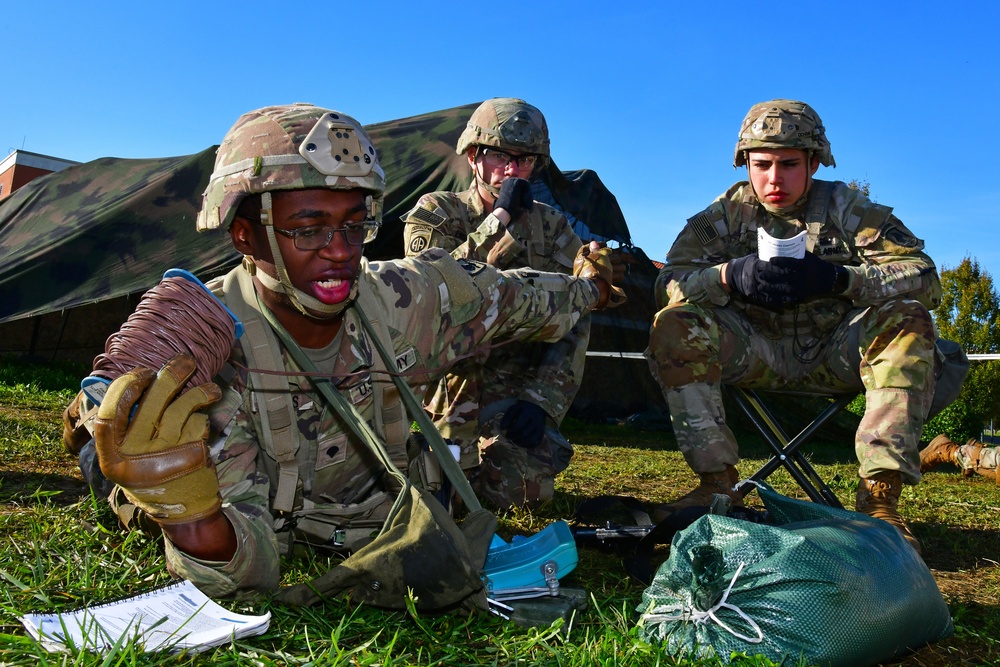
[479,147,538,170]
[272,220,378,249]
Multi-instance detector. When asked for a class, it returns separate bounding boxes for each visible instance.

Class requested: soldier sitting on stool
[645,99,941,554]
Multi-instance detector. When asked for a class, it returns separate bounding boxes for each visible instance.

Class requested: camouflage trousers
[424,345,582,509]
[425,393,574,510]
[645,299,937,484]
[472,403,573,509]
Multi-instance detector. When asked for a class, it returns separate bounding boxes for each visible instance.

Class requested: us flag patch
[410,207,445,226]
[688,212,719,245]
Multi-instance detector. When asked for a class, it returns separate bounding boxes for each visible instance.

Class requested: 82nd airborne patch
[408,229,432,254]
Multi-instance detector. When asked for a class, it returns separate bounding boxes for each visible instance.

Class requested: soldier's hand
[94,353,223,525]
[494,178,534,221]
[62,390,95,456]
[725,253,790,309]
[573,241,627,309]
[501,400,548,449]
[760,253,845,303]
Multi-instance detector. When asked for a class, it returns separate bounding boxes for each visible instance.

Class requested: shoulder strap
[354,285,409,473]
[352,290,484,513]
[222,265,301,514]
[803,179,833,253]
[252,297,413,532]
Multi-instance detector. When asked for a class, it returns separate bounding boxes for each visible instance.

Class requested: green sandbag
[636,484,953,666]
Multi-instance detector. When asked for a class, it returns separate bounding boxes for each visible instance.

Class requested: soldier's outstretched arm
[392,247,621,376]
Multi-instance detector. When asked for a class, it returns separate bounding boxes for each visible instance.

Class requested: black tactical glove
[759,253,845,304]
[494,178,534,221]
[726,254,789,309]
[500,400,548,449]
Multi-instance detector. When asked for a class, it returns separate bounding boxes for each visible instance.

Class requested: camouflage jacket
[401,186,588,419]
[164,249,599,597]
[658,180,942,338]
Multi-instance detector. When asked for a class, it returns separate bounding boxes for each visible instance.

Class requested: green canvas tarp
[0,102,663,418]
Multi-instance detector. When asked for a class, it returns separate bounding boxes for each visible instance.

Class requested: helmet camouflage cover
[455,98,550,158]
[197,103,385,233]
[733,99,835,168]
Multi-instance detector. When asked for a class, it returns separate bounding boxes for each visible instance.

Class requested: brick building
[0,150,80,201]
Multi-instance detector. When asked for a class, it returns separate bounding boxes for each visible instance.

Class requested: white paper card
[20,579,270,654]
[757,227,806,261]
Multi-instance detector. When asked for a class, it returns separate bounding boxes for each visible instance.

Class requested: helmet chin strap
[473,148,501,200]
[254,193,357,319]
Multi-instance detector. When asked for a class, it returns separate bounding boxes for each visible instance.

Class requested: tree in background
[925,257,1000,442]
[847,178,872,199]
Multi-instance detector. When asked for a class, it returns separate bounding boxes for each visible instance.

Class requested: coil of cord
[82,268,243,406]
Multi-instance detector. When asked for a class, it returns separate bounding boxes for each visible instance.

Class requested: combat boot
[960,438,996,482]
[919,434,961,473]
[856,471,921,555]
[651,465,741,523]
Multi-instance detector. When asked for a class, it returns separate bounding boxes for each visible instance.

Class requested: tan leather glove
[573,242,627,309]
[94,353,223,525]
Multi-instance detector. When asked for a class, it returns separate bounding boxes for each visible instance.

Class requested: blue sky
[3,1,998,275]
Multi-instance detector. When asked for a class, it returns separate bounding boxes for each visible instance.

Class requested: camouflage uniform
[646,178,941,484]
[400,100,590,509]
[154,251,599,596]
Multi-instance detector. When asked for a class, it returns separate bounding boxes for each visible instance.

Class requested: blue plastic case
[484,520,578,600]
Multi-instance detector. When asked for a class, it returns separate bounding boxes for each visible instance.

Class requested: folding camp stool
[725,387,854,509]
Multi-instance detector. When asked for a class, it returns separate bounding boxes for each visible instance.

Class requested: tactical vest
[688,180,893,338]
[214,264,410,554]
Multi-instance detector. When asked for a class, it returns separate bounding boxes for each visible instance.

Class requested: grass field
[0,356,998,666]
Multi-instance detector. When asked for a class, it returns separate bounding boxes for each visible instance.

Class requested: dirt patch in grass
[0,403,87,504]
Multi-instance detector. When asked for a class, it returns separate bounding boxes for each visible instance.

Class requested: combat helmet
[733,99,835,168]
[197,103,385,237]
[197,103,385,319]
[456,98,550,159]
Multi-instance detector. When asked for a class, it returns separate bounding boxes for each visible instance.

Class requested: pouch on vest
[276,491,392,556]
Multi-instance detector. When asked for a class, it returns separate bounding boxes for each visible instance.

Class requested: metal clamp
[487,560,561,602]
